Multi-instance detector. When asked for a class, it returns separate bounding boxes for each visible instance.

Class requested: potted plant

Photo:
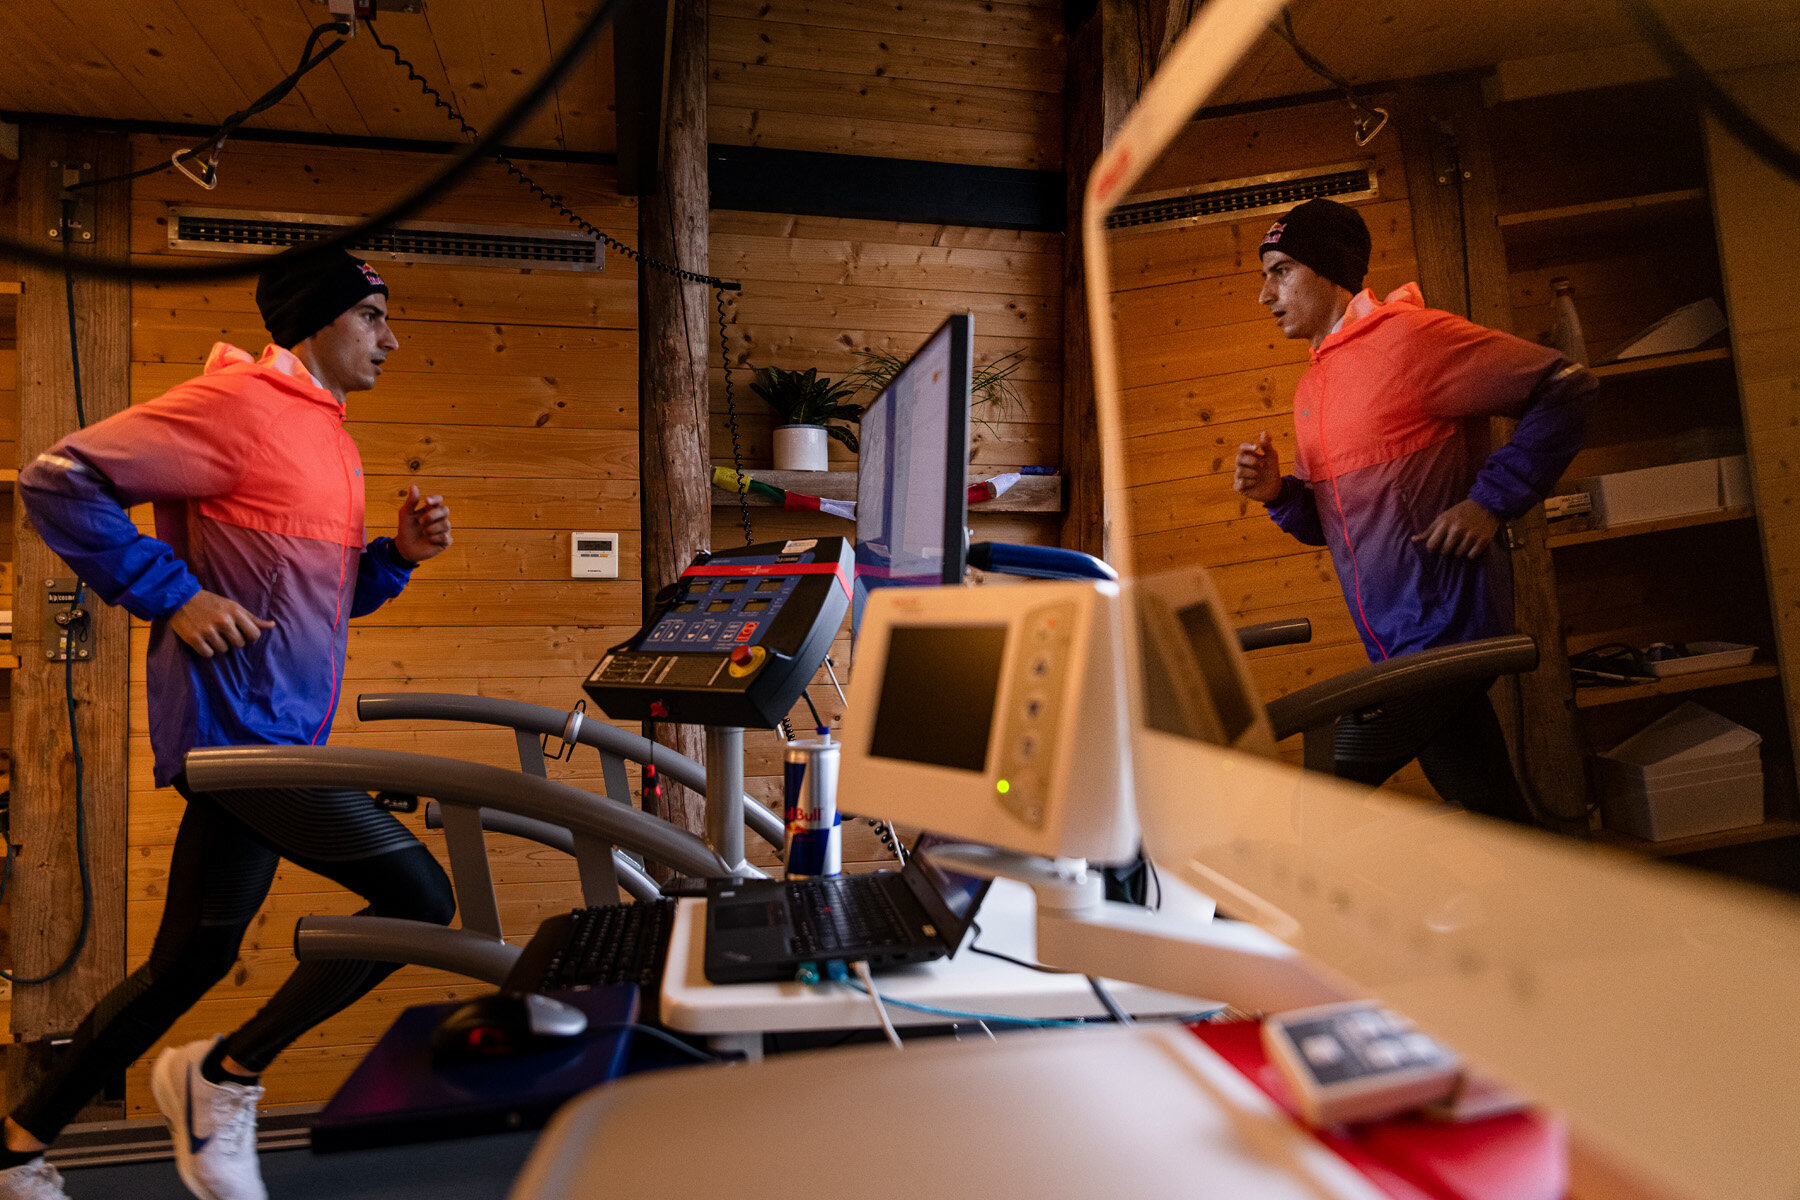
[843,345,1027,423]
[749,366,865,472]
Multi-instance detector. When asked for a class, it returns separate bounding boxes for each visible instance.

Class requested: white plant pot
[773,423,831,472]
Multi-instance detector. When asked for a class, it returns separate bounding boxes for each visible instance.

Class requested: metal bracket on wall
[46,161,95,245]
[43,577,92,663]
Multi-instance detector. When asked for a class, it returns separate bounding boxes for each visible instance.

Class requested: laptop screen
[907,830,990,943]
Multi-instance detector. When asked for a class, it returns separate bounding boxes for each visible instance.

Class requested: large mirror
[1084,3,1800,1196]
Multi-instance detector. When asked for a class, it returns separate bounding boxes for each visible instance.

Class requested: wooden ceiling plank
[543,1,617,155]
[536,13,615,157]
[422,0,511,148]
[324,0,456,143]
[468,0,566,151]
[44,0,231,125]
[709,0,1063,53]
[5,2,163,118]
[709,16,1065,95]
[224,0,371,136]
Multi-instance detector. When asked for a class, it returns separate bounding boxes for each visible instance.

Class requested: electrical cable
[1617,0,1800,187]
[1086,977,1132,1025]
[849,961,904,1049]
[0,229,95,985]
[717,289,755,546]
[829,972,1088,1028]
[68,21,352,194]
[966,921,1071,975]
[0,0,625,281]
[1268,9,1388,146]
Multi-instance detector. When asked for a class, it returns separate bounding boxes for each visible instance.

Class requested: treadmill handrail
[183,745,734,880]
[1264,634,1538,742]
[356,692,784,850]
[422,800,664,904]
[1237,617,1311,653]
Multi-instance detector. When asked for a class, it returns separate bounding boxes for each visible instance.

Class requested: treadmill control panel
[585,538,852,729]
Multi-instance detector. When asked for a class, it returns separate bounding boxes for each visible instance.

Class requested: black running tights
[11,776,454,1142]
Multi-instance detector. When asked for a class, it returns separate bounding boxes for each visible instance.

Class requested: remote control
[1261,1000,1462,1127]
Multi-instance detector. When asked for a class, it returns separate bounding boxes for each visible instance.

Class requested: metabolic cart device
[582,537,853,874]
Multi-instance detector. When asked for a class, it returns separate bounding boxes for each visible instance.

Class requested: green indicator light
[996,779,1011,795]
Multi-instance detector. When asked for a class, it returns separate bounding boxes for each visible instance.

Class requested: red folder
[1189,1019,1567,1200]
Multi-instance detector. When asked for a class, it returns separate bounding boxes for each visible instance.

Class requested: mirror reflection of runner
[1234,200,1594,825]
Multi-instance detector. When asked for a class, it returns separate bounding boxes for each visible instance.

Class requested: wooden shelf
[0,469,16,484]
[1590,347,1731,378]
[1593,818,1800,859]
[711,470,1062,514]
[0,655,17,671]
[1548,505,1754,548]
[1574,662,1779,708]
[1498,188,1709,236]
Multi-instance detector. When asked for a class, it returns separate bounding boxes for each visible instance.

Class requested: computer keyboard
[788,875,916,955]
[517,899,677,992]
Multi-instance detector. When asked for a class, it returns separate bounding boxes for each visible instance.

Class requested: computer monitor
[852,314,973,635]
[1085,2,1800,1197]
[836,580,1137,864]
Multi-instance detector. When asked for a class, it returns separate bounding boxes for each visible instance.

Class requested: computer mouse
[429,991,588,1062]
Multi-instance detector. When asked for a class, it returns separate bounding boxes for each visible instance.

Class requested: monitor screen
[853,314,973,635]
[869,624,1009,771]
[836,580,1138,865]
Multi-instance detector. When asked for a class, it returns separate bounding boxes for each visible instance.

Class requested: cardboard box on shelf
[1610,297,1728,360]
[1581,456,1753,528]
[1597,702,1764,842]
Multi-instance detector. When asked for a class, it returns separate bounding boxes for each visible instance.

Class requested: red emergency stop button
[727,644,767,678]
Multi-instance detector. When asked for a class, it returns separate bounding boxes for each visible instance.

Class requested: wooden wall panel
[709,0,1064,171]
[1104,97,1438,794]
[115,136,638,1111]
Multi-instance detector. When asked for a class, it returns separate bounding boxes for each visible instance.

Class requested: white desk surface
[511,1024,1389,1200]
[659,876,1218,1035]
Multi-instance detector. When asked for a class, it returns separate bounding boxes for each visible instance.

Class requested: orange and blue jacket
[21,343,415,786]
[1265,284,1594,662]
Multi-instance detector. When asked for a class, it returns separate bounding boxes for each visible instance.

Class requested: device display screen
[869,624,1008,771]
[1178,599,1256,744]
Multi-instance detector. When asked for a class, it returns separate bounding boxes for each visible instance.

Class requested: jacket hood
[1313,283,1426,360]
[202,342,344,415]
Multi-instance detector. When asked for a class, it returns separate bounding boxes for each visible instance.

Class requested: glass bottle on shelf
[1548,276,1590,366]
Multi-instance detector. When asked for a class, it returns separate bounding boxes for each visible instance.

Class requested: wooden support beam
[1061,0,1145,560]
[9,125,132,1085]
[636,0,710,845]
[1396,79,1589,833]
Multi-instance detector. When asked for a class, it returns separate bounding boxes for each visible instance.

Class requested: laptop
[703,832,992,984]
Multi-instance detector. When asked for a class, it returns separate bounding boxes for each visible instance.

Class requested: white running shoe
[0,1158,69,1200]
[150,1037,267,1200]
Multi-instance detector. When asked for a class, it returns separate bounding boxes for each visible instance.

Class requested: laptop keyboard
[527,898,677,991]
[788,875,918,955]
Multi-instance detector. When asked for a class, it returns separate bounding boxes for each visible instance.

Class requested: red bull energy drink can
[783,736,841,878]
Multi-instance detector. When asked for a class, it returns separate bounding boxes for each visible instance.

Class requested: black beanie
[1259,198,1371,294]
[255,248,388,349]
